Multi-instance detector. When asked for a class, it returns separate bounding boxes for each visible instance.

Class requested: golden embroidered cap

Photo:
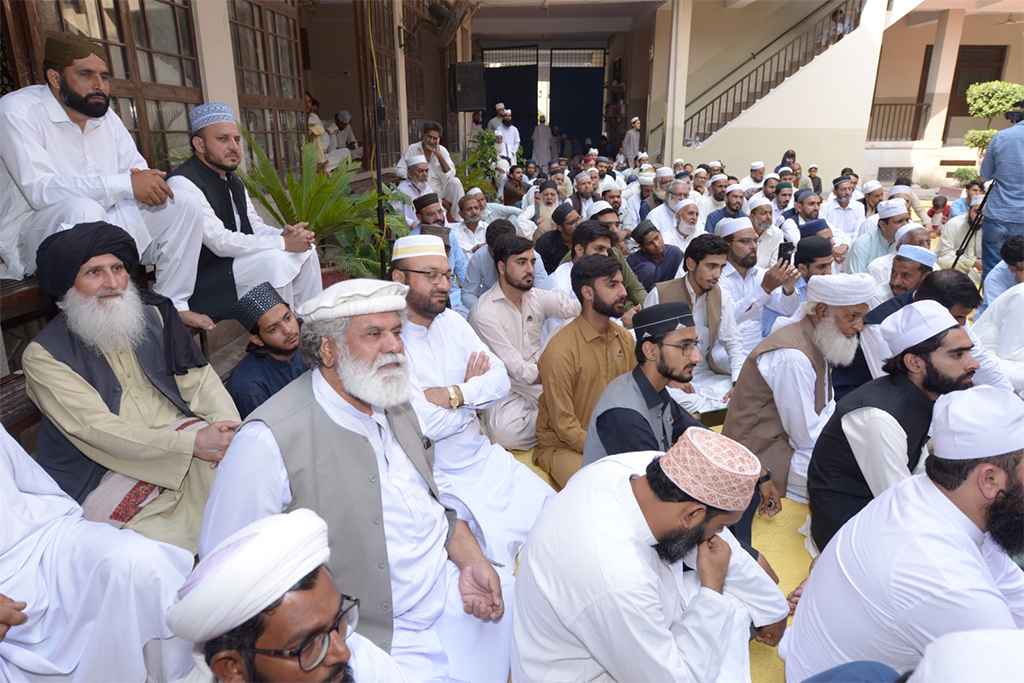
[390,235,446,263]
[660,429,761,511]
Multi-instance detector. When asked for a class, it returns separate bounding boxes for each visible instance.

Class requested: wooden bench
[1,276,54,324]
[1,371,41,440]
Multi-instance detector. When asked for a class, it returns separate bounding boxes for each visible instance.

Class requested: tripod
[951,180,993,271]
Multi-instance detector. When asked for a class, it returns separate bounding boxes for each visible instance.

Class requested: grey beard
[334,346,411,408]
[60,281,148,357]
[813,315,860,367]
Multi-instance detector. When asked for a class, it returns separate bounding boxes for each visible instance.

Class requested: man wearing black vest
[807,300,980,550]
[167,103,321,323]
[22,223,240,553]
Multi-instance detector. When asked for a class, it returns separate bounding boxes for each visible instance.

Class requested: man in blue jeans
[979,116,1024,277]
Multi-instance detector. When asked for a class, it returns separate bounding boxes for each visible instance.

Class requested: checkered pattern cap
[230,282,286,332]
[660,429,761,511]
[189,103,236,132]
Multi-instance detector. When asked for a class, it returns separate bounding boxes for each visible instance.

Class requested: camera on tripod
[1006,100,1024,124]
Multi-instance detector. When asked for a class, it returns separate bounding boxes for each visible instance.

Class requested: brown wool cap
[45,33,105,67]
[418,224,451,247]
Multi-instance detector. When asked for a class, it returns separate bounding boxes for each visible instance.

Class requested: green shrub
[950,167,978,186]
[963,129,996,153]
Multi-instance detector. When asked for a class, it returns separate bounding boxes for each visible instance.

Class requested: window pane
[109,45,129,79]
[146,0,179,54]
[61,0,103,40]
[100,0,124,42]
[162,101,189,131]
[129,0,149,48]
[111,96,138,131]
[39,1,64,33]
[183,58,197,88]
[152,53,184,86]
[177,6,194,56]
[146,99,163,129]
[138,52,153,81]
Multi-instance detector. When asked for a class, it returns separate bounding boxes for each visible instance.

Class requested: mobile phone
[777,241,796,265]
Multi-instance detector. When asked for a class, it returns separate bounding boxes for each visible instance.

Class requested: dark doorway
[918,44,1007,141]
[549,48,606,157]
[483,47,538,161]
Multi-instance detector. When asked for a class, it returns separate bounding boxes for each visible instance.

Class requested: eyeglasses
[400,268,455,285]
[657,340,704,356]
[237,595,360,672]
[733,238,761,246]
[666,191,685,199]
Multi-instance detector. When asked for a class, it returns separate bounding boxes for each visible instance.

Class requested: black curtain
[484,64,538,159]
[549,66,604,153]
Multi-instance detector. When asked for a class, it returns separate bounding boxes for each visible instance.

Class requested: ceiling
[470,0,665,48]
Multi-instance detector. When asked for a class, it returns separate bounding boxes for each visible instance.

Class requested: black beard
[713,192,725,201]
[406,287,447,320]
[732,251,757,269]
[986,470,1024,556]
[592,292,626,318]
[654,524,706,564]
[657,353,694,384]
[257,339,297,357]
[203,150,240,174]
[60,75,110,118]
[504,270,533,292]
[922,358,974,395]
[252,661,354,683]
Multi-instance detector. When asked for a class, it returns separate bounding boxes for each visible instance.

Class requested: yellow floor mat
[511,448,557,489]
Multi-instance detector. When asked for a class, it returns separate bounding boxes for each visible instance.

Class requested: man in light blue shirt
[949,179,983,218]
[977,234,1024,317]
[979,119,1024,276]
[461,219,548,310]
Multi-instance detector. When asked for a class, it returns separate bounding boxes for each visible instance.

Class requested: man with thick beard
[723,273,878,507]
[167,104,320,321]
[199,279,512,683]
[806,300,980,550]
[697,173,729,233]
[512,429,789,683]
[21,222,240,553]
[784,385,1024,681]
[0,33,208,328]
[391,235,555,568]
[393,156,432,227]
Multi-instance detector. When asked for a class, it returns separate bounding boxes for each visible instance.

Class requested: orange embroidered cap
[660,428,761,511]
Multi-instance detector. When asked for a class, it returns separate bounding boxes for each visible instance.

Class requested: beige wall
[301,1,364,141]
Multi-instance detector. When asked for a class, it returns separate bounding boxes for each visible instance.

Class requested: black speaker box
[449,62,485,112]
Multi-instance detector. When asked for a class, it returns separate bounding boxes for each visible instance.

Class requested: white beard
[814,316,860,367]
[677,218,698,237]
[666,198,681,213]
[60,281,148,357]
[335,348,411,408]
[412,178,429,192]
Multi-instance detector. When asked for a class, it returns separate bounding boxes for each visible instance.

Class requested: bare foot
[178,310,215,331]
[787,556,819,614]
[757,552,780,584]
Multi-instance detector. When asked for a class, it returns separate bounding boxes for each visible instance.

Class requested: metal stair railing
[684,0,864,143]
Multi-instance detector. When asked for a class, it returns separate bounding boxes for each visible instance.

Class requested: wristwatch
[758,468,772,485]
[446,385,461,409]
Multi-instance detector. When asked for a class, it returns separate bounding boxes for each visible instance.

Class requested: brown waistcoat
[654,277,728,376]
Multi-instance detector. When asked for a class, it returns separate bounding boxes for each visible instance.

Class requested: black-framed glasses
[400,269,455,285]
[657,340,703,356]
[237,595,360,672]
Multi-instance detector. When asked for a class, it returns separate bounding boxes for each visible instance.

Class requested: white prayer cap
[778,166,793,174]
[639,173,655,186]
[862,179,882,193]
[599,176,619,194]
[677,197,698,211]
[693,167,708,176]
[504,108,512,115]
[336,110,352,124]
[763,173,780,182]
[466,186,484,197]
[909,629,1024,682]
[297,278,408,323]
[673,158,685,166]
[166,509,329,643]
[717,216,753,238]
[808,163,819,170]
[586,200,615,219]
[495,102,505,110]
[806,273,876,307]
[750,161,765,170]
[637,150,649,160]
[640,163,654,172]
[407,154,428,167]
[888,185,912,198]
[725,183,744,196]
[880,299,958,356]
[877,199,909,219]
[655,167,674,178]
[971,193,985,206]
[895,222,927,244]
[747,196,772,211]
[496,158,510,173]
[391,235,446,262]
[931,387,1024,461]
[630,116,640,124]
[709,173,728,185]
[708,160,723,167]
[895,244,937,268]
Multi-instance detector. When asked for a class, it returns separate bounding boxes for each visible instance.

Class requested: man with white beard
[723,273,877,506]
[451,194,489,258]
[393,155,432,227]
[648,182,703,256]
[21,222,241,553]
[199,279,513,683]
[391,235,555,569]
[748,196,787,269]
[515,180,562,240]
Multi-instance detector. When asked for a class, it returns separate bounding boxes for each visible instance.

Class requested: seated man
[0,33,206,328]
[168,509,415,682]
[867,245,935,308]
[779,189,821,245]
[515,180,562,240]
[324,109,359,171]
[626,220,684,291]
[199,279,511,683]
[392,155,432,227]
[976,234,1024,318]
[391,235,555,567]
[762,236,834,335]
[394,120,463,213]
[468,235,579,451]
[724,273,876,509]
[502,164,530,207]
[808,300,979,551]
[748,196,786,269]
[648,183,702,255]
[865,222,932,285]
[705,183,748,236]
[534,255,635,487]
[0,426,195,681]
[783,386,1024,681]
[973,281,1024,392]
[167,104,320,320]
[935,193,984,284]
[450,193,488,259]
[534,203,578,275]
[582,302,703,467]
[846,197,911,274]
[513,429,789,683]
[224,282,309,419]
[22,223,240,552]
[545,221,623,341]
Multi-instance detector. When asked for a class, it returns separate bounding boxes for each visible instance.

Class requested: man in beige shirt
[22,222,239,553]
[468,234,580,451]
[534,254,636,487]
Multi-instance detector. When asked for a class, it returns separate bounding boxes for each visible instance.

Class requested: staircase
[684,0,865,143]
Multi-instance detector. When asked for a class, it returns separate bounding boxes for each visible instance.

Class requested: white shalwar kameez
[820,198,865,246]
[168,176,321,308]
[530,124,553,167]
[198,371,512,683]
[0,427,195,683]
[393,179,432,227]
[972,282,1024,392]
[401,310,554,568]
[781,475,1024,681]
[719,261,800,354]
[0,85,203,310]
[697,194,724,235]
[450,220,488,259]
[394,142,464,207]
[512,451,788,683]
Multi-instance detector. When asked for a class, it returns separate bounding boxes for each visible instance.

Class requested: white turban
[637,150,649,160]
[639,173,655,186]
[655,167,674,178]
[673,158,685,166]
[630,116,640,124]
[466,187,484,197]
[709,160,723,168]
[750,161,765,170]
[718,216,753,238]
[862,179,882,193]
[747,196,772,211]
[931,387,1024,461]
[166,509,330,643]
[880,299,958,356]
[806,273,876,307]
[877,199,909,219]
[725,183,744,196]
[297,279,408,323]
[504,108,512,115]
[763,173,780,182]
[639,163,654,173]
[888,185,912,198]
[407,154,428,167]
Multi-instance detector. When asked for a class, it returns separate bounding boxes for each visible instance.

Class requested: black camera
[1006,100,1024,124]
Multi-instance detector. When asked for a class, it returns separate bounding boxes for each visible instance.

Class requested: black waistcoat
[832,290,916,401]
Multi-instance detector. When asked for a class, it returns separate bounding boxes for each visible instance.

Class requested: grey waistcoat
[246,371,457,653]
[582,370,672,467]
[32,307,193,503]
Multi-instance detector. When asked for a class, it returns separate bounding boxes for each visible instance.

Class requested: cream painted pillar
[456,24,468,152]
[191,1,240,113]
[662,0,692,163]
[646,5,673,160]
[394,0,410,154]
[922,9,964,144]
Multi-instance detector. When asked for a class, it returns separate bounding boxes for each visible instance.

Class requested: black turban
[35,221,207,376]
[633,302,695,341]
